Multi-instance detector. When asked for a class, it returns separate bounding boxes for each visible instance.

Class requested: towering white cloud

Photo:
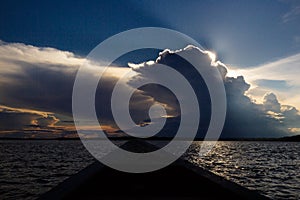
[128,46,300,137]
[0,40,299,137]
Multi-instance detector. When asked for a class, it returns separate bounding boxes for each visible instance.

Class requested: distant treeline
[0,135,300,141]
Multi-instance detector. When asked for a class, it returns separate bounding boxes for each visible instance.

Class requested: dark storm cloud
[0,40,157,135]
[0,105,60,138]
[0,41,299,138]
[1,61,76,114]
[223,77,287,138]
[128,46,300,138]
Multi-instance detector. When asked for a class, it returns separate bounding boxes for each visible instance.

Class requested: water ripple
[184,141,300,200]
[0,140,299,199]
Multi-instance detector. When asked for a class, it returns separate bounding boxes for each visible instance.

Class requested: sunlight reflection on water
[183,141,300,199]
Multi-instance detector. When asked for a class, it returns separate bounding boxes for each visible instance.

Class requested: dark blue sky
[0,0,299,66]
[1,0,300,138]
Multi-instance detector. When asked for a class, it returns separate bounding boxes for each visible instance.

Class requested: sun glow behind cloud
[206,51,216,63]
[0,40,300,137]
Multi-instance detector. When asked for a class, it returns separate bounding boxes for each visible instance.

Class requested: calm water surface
[0,140,299,199]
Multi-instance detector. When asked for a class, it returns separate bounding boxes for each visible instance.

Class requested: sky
[0,0,300,138]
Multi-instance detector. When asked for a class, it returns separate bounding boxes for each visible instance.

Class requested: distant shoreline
[0,135,299,142]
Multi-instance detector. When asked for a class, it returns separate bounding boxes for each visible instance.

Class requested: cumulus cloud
[0,105,72,138]
[0,105,57,130]
[228,55,300,133]
[0,40,83,113]
[0,40,299,138]
[228,53,300,110]
[0,40,158,137]
[128,46,300,138]
[263,93,281,113]
[127,46,225,137]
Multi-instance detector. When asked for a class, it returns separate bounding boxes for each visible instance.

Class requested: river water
[0,140,299,199]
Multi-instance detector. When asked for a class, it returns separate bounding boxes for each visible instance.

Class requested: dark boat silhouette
[39,140,270,200]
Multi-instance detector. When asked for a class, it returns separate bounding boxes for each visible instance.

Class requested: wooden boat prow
[39,140,270,200]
